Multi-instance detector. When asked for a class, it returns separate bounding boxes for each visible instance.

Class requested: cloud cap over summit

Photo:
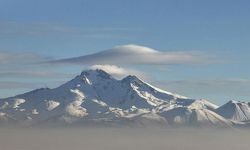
[51,44,220,65]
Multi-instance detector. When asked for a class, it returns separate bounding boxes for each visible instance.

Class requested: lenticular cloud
[52,44,219,65]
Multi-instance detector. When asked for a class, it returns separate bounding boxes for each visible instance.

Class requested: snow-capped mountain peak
[0,69,245,128]
[80,69,114,80]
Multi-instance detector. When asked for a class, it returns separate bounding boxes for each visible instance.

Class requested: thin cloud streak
[0,70,73,78]
[161,79,250,86]
[0,51,50,65]
[0,81,40,89]
[153,78,250,103]
[0,80,67,90]
[0,21,141,38]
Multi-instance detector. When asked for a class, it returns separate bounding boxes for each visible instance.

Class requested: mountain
[216,100,250,122]
[0,69,238,128]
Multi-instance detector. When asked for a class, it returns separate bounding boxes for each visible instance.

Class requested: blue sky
[0,0,249,105]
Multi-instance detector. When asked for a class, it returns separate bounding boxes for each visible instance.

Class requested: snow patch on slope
[13,98,26,108]
[45,100,60,111]
[65,89,88,118]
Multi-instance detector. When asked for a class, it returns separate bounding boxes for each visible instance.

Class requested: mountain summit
[0,69,247,128]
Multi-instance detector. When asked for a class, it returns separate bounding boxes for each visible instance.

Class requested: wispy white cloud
[89,64,148,79]
[52,44,222,65]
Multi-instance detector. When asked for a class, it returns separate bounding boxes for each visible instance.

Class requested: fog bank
[0,127,248,150]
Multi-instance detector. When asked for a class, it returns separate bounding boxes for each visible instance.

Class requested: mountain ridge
[0,69,248,128]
